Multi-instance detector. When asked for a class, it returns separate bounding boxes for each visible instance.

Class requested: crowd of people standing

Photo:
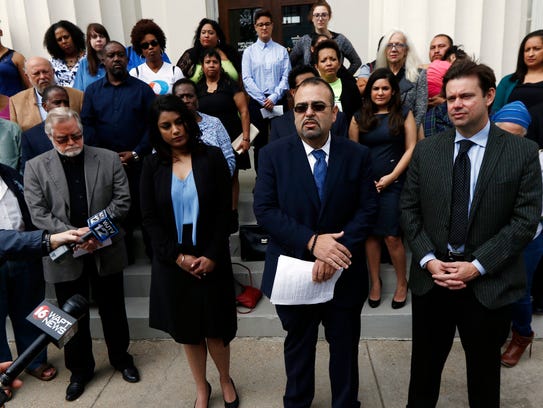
[1,0,543,407]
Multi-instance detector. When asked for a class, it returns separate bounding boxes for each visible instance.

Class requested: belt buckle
[447,250,464,261]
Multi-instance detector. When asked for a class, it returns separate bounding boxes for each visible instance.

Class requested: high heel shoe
[194,381,212,408]
[224,378,239,408]
[391,285,408,309]
[501,330,534,367]
[368,278,382,308]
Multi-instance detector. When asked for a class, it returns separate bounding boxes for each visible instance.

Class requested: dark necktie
[312,149,327,201]
[448,140,475,249]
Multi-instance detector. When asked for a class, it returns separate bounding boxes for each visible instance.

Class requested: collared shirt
[35,88,47,121]
[0,176,24,231]
[242,38,291,105]
[301,133,331,172]
[420,121,490,274]
[81,74,156,155]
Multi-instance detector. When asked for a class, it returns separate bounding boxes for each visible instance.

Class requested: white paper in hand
[270,255,343,305]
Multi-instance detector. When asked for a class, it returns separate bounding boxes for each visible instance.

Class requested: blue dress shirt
[242,38,291,105]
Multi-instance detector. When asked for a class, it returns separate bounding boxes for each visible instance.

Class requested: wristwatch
[131,151,140,161]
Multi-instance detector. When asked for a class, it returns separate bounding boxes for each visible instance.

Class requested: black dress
[357,109,407,236]
[508,81,543,147]
[140,146,236,345]
[197,76,251,170]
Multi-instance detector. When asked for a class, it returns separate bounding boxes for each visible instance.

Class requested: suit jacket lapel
[469,124,504,224]
[84,147,99,210]
[45,150,70,208]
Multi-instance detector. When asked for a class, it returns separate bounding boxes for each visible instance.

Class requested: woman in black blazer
[140,95,239,408]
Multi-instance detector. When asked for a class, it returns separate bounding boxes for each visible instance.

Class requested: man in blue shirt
[81,41,156,262]
[241,9,291,171]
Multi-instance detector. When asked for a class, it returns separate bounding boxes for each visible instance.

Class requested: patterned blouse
[51,54,85,87]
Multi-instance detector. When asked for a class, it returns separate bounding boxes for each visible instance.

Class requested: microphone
[0,295,88,404]
[49,210,119,263]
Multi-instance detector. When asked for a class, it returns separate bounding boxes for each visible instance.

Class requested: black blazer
[21,121,53,172]
[254,135,378,306]
[401,124,542,309]
[140,144,232,269]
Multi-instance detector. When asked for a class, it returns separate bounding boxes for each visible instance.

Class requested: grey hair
[376,29,423,83]
[44,107,83,137]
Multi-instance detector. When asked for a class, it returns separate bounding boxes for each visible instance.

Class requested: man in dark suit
[21,85,70,171]
[401,59,542,407]
[24,107,139,402]
[254,77,377,407]
[269,65,349,142]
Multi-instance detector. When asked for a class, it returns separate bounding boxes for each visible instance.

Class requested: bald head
[25,57,55,94]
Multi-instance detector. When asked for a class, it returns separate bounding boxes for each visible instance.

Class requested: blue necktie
[312,149,327,201]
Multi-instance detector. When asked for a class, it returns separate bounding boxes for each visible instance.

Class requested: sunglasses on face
[293,101,331,113]
[53,133,83,145]
[140,40,159,50]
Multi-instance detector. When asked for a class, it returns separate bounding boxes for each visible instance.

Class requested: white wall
[1,0,541,80]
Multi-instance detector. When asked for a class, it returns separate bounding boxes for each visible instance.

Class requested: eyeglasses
[53,133,83,145]
[293,102,331,113]
[386,43,406,50]
[256,22,272,28]
[313,12,329,19]
[140,40,159,50]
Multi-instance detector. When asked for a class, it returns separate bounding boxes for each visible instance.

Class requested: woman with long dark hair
[140,95,239,408]
[349,67,417,309]
[177,18,241,84]
[43,20,86,87]
[73,23,110,91]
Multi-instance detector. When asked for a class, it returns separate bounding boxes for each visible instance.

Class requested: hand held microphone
[49,210,119,263]
[0,295,88,404]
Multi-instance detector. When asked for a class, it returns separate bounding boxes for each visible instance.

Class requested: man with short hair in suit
[9,57,83,131]
[254,77,377,407]
[21,85,70,171]
[24,107,139,402]
[401,59,542,407]
[269,65,348,142]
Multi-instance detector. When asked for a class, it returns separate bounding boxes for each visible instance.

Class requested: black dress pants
[276,301,362,408]
[407,285,511,408]
[54,256,133,382]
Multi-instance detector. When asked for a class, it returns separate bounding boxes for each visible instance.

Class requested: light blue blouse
[73,57,106,91]
[171,170,199,245]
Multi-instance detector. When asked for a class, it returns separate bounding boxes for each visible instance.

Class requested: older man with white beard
[23,107,139,402]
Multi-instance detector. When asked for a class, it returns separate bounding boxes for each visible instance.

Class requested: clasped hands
[176,253,216,279]
[309,231,351,283]
[426,259,480,290]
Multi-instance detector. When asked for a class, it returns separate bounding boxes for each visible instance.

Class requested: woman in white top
[129,19,183,95]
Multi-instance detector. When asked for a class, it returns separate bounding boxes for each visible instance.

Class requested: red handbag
[233,263,262,313]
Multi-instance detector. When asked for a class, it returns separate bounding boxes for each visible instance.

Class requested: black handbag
[239,224,269,261]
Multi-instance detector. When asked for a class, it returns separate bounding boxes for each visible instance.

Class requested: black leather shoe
[66,381,86,401]
[391,298,407,309]
[368,297,381,308]
[224,378,239,408]
[120,366,140,383]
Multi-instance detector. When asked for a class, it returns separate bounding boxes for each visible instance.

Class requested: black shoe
[368,297,381,308]
[224,378,239,408]
[66,381,86,401]
[391,298,407,309]
[120,366,140,383]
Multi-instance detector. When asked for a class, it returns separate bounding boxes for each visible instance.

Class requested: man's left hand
[432,261,480,290]
[263,98,275,111]
[118,151,134,165]
[312,259,337,282]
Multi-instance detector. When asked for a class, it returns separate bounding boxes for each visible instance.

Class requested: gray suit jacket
[23,146,131,283]
[401,123,542,309]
